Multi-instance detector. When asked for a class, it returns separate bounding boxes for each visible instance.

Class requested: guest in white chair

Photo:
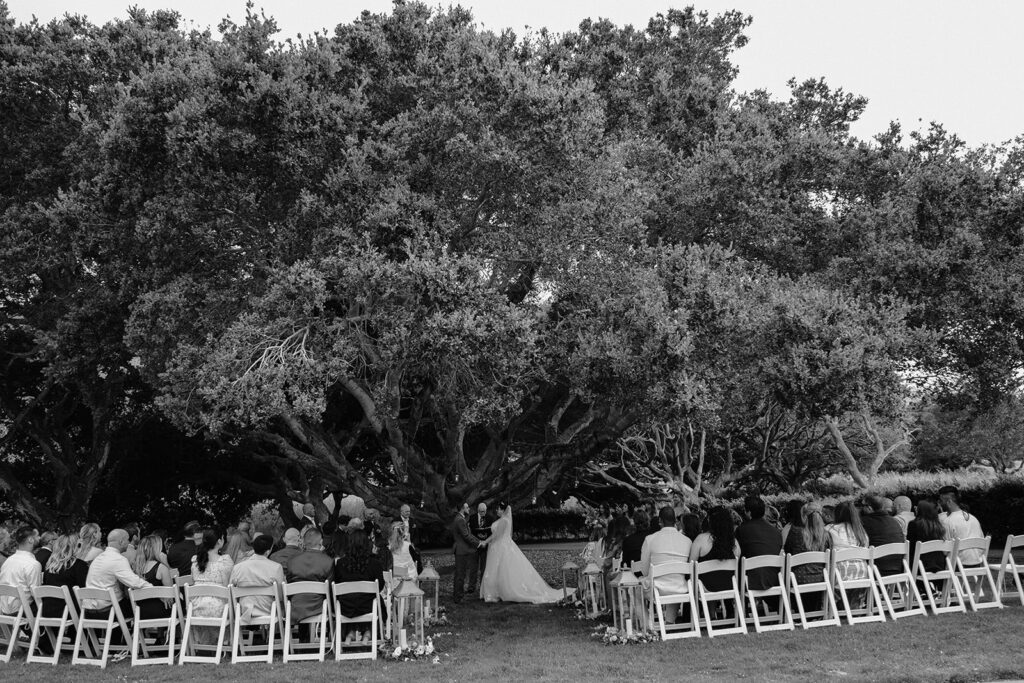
[639,507,692,623]
[230,534,284,621]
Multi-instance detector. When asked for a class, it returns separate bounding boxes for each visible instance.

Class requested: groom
[451,500,487,603]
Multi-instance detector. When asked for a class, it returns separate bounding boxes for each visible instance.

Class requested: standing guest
[41,534,89,618]
[167,521,203,577]
[299,503,317,531]
[937,486,985,566]
[333,529,384,643]
[908,500,947,574]
[783,503,830,611]
[639,507,692,624]
[236,520,253,542]
[827,501,870,583]
[622,509,651,568]
[780,500,806,545]
[230,534,285,621]
[893,496,916,536]
[0,527,42,615]
[225,532,254,565]
[123,523,142,566]
[270,528,303,567]
[189,528,233,645]
[78,523,104,563]
[736,495,784,593]
[286,528,335,633]
[398,504,422,572]
[389,523,418,580]
[451,500,486,604]
[131,535,173,620]
[860,495,906,576]
[34,531,58,568]
[80,529,151,618]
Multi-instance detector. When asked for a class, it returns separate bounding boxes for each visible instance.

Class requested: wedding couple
[451,500,562,604]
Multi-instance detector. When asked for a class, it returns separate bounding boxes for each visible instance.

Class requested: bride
[479,502,563,604]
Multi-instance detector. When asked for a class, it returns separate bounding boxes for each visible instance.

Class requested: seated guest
[602,515,632,570]
[0,526,42,615]
[230,534,285,620]
[0,528,11,566]
[622,509,651,569]
[860,495,906,575]
[77,523,104,563]
[639,507,692,623]
[908,500,946,573]
[783,503,830,611]
[270,528,303,567]
[937,486,985,566]
[131,535,173,620]
[189,527,233,645]
[167,521,203,577]
[123,523,141,566]
[580,523,606,566]
[826,501,869,583]
[34,531,58,568]
[41,534,90,618]
[680,513,701,542]
[80,529,151,618]
[334,529,384,643]
[780,500,805,545]
[389,523,418,580]
[690,506,741,605]
[893,496,915,536]
[736,495,784,592]
[225,532,254,565]
[286,528,335,630]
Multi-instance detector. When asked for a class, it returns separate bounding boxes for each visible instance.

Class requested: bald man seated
[81,529,152,626]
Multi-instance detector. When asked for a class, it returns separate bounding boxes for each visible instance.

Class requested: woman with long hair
[580,523,606,566]
[41,534,89,618]
[132,535,173,619]
[189,527,233,645]
[784,503,831,611]
[389,523,417,579]
[689,506,740,593]
[602,514,632,569]
[908,500,947,573]
[77,523,103,563]
[827,501,869,583]
[224,532,253,565]
[334,530,384,643]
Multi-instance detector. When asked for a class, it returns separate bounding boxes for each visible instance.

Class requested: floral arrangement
[591,624,659,645]
[379,635,441,663]
[424,605,451,627]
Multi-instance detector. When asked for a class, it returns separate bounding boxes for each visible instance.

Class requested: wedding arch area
[1,1,1024,680]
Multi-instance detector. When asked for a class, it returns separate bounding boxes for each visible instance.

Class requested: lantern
[392,580,425,646]
[561,561,580,599]
[616,571,647,635]
[608,569,624,629]
[418,561,441,618]
[582,561,604,616]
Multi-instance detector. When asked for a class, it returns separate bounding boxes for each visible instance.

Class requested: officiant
[469,502,494,586]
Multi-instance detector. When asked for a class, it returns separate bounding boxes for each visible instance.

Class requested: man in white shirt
[639,507,692,623]
[938,486,985,566]
[230,535,285,620]
[893,496,915,536]
[81,529,152,616]
[0,527,42,614]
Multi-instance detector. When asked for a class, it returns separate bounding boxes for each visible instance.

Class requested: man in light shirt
[0,526,42,614]
[938,486,985,566]
[639,507,692,623]
[81,529,152,616]
[230,535,285,620]
[893,496,915,536]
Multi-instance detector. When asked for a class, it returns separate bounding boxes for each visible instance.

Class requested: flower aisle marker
[379,635,440,662]
[424,605,451,627]
[591,624,659,645]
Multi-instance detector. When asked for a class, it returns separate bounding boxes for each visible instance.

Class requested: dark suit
[861,512,905,576]
[451,513,480,602]
[622,530,649,569]
[167,540,198,577]
[469,512,494,581]
[736,518,783,590]
[286,550,335,623]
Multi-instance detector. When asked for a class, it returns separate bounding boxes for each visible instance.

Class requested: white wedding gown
[479,513,563,604]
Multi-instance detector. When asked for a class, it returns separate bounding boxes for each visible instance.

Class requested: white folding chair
[871,542,926,620]
[230,584,281,664]
[28,585,80,664]
[332,581,379,660]
[0,586,33,662]
[786,551,840,629]
[72,587,133,668]
[831,547,885,624]
[646,561,699,640]
[741,553,793,633]
[954,537,1002,611]
[990,534,1024,606]
[381,571,394,641]
[172,575,194,640]
[913,539,966,615]
[129,586,178,666]
[178,584,231,664]
[695,559,746,637]
[282,581,331,662]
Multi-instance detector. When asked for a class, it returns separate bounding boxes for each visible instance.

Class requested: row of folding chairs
[0,578,382,667]
[641,534,1023,641]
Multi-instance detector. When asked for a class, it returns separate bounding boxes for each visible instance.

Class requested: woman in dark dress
[908,499,947,599]
[689,506,741,619]
[783,502,831,611]
[334,530,384,643]
[131,535,173,619]
[41,534,90,618]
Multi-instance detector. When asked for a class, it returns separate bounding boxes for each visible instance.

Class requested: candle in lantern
[425,599,432,620]
[625,618,634,637]
[399,628,408,649]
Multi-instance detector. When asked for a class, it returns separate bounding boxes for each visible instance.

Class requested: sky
[6,0,1023,147]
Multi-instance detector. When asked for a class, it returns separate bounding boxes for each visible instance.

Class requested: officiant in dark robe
[469,502,494,587]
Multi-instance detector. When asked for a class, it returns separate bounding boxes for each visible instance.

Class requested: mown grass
[5,548,1022,682]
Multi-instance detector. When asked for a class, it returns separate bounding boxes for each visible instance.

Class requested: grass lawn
[5,547,1023,682]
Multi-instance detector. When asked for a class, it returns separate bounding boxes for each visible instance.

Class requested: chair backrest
[1008,534,1024,551]
[0,585,26,602]
[831,546,872,563]
[787,551,829,569]
[872,542,909,562]
[915,539,955,556]
[184,584,231,601]
[75,586,116,604]
[174,575,195,589]
[742,553,785,572]
[230,584,280,599]
[130,586,177,604]
[31,585,69,602]
[650,561,692,579]
[332,581,377,598]
[284,580,330,598]
[696,558,738,576]
[955,536,990,555]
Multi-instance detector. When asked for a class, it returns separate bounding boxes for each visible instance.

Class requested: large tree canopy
[3,1,1023,526]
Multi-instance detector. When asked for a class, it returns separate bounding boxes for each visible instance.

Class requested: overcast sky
[6,0,1023,146]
